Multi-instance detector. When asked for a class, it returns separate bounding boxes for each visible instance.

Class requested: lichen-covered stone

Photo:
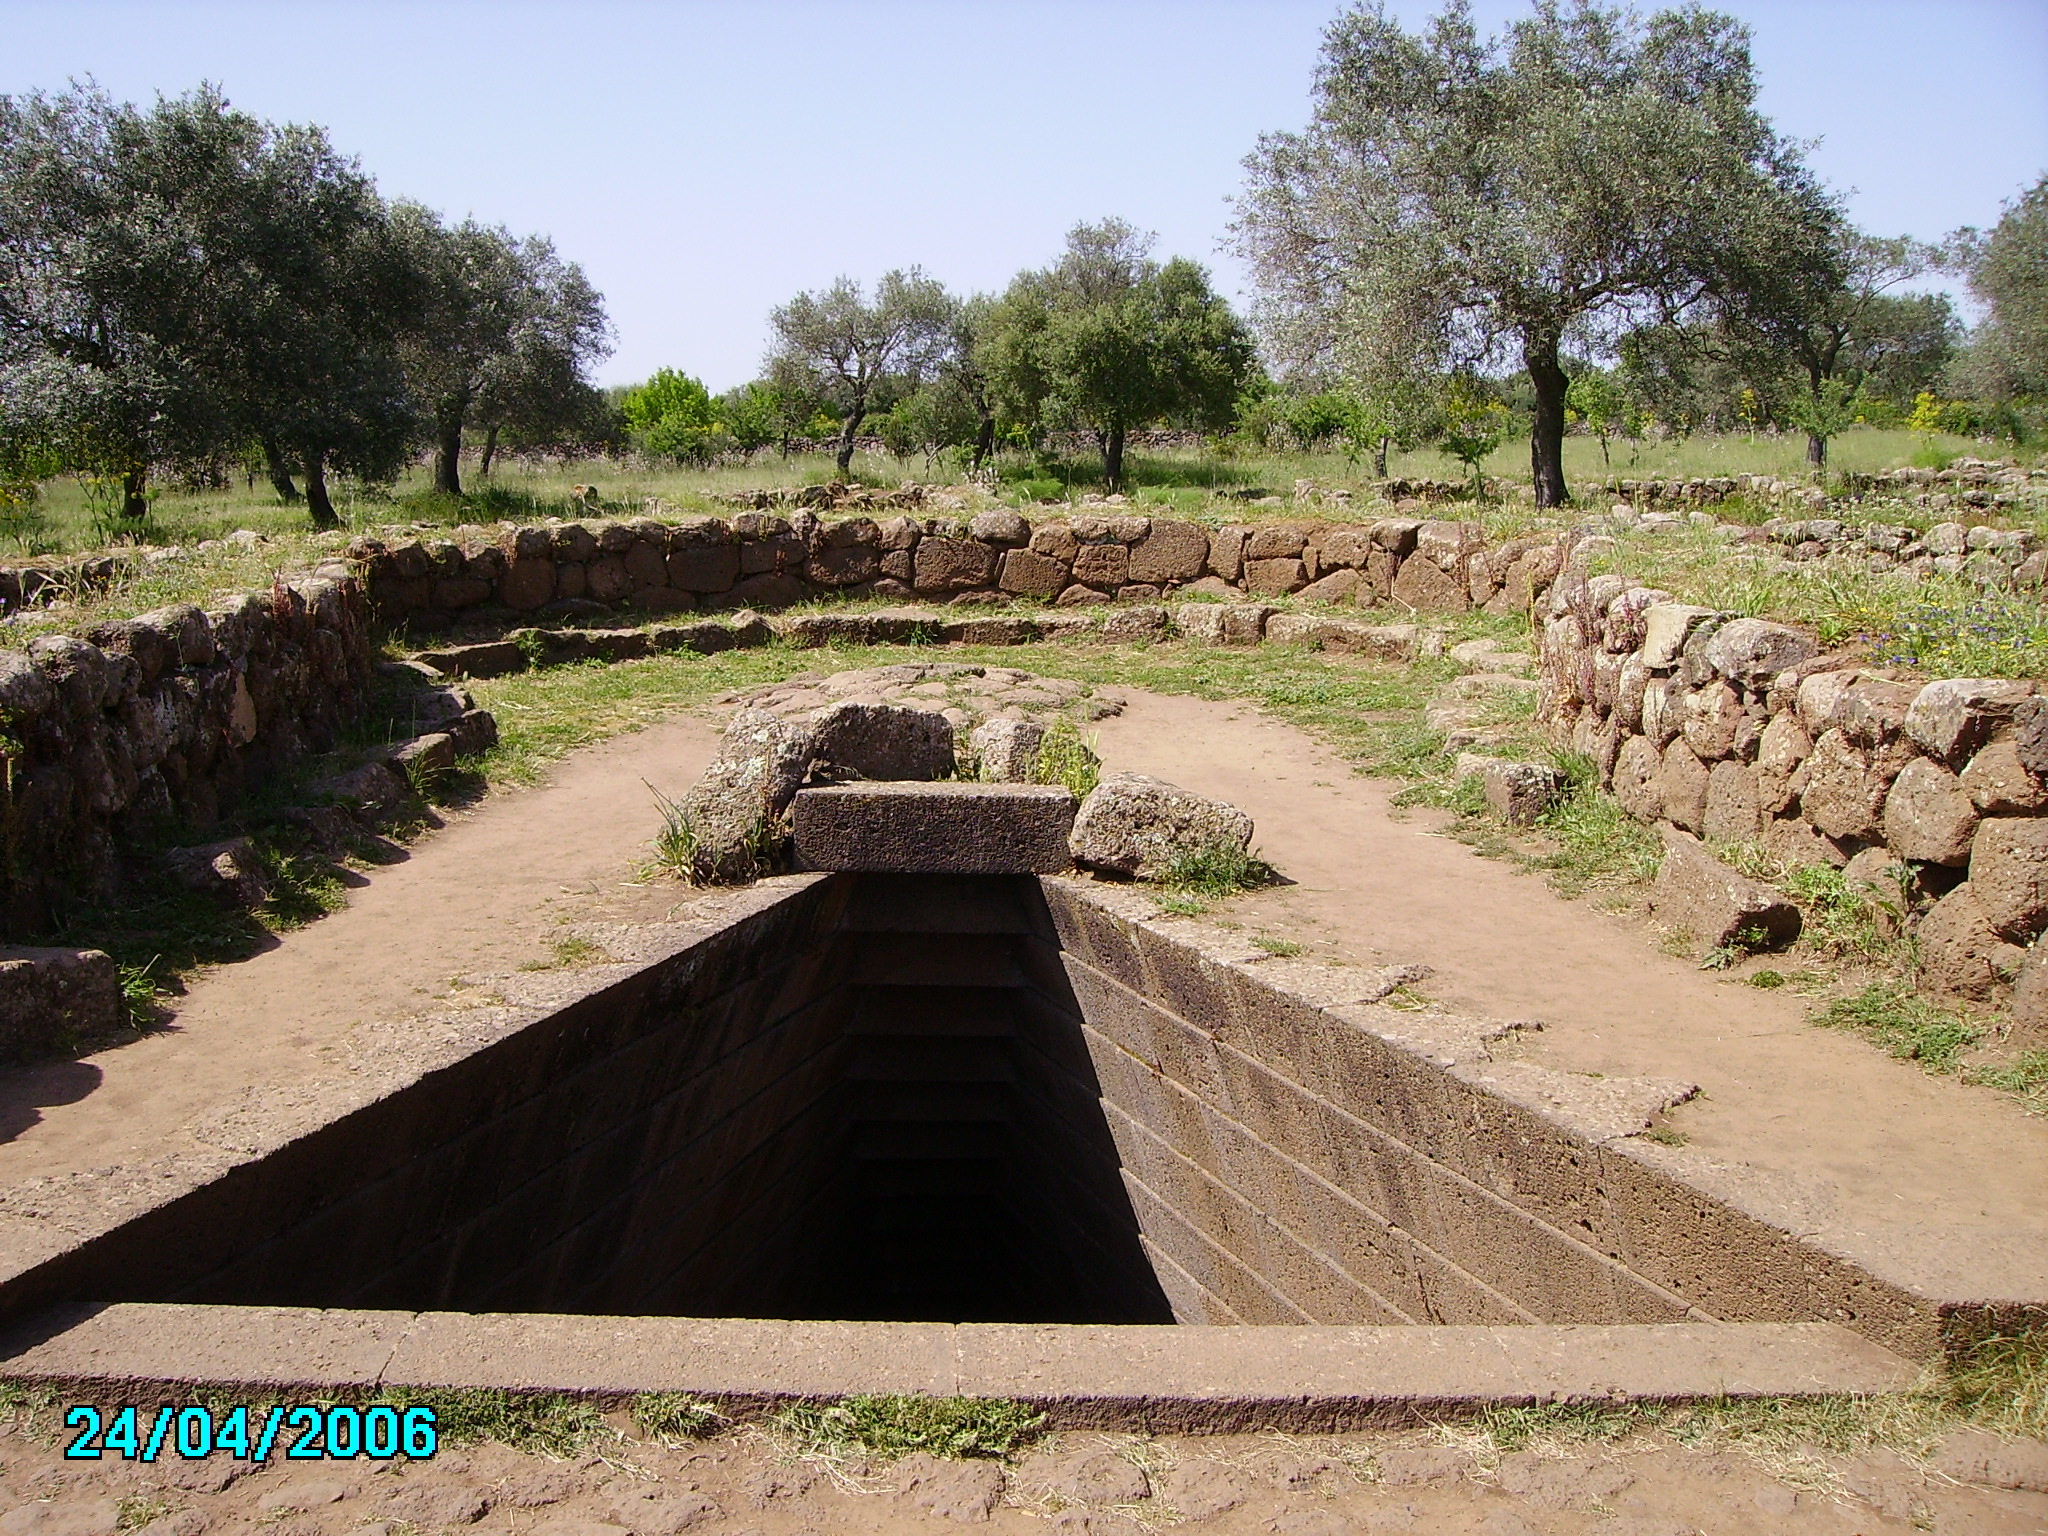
[1069,772,1255,880]
[1701,617,1815,686]
[1904,677,2036,763]
[1648,828,1800,954]
[0,946,122,1061]
[1799,729,1889,842]
[1882,757,1980,867]
[1654,738,1710,833]
[1967,816,2048,941]
[970,717,1047,783]
[1960,738,2048,814]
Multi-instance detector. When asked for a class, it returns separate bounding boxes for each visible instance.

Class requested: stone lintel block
[792,782,1075,874]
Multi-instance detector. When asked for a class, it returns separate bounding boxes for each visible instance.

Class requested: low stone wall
[348,510,1571,630]
[0,560,373,936]
[1538,556,2048,1027]
[0,553,131,616]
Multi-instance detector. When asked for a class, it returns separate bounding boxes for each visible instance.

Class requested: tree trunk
[304,445,338,530]
[971,412,995,472]
[121,466,149,523]
[479,424,499,479]
[1524,332,1571,509]
[434,405,465,496]
[262,436,300,502]
[1807,431,1827,471]
[1373,435,1389,479]
[1103,425,1126,492]
[835,406,866,478]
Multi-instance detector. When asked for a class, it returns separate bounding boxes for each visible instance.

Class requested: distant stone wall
[0,561,373,936]
[349,509,1572,631]
[1538,551,2048,1032]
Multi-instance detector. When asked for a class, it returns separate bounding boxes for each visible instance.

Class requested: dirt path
[1089,691,2048,1304]
[0,718,722,1181]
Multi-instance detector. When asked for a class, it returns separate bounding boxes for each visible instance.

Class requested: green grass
[1965,1050,2048,1112]
[633,1393,731,1443]
[371,1388,617,1457]
[1157,840,1277,899]
[10,427,2021,563]
[1814,982,1982,1072]
[771,1395,1045,1462]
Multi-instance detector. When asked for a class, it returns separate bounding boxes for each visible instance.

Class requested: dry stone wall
[0,561,374,936]
[1538,553,2048,1032]
[347,508,1575,630]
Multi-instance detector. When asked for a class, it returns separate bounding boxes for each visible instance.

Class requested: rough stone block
[1960,738,2048,817]
[1388,554,1468,613]
[1882,757,1979,866]
[1070,772,1255,879]
[1917,885,2026,999]
[971,717,1046,782]
[413,640,525,679]
[0,946,122,1060]
[1905,678,2036,764]
[1639,604,1719,669]
[791,783,1075,873]
[1701,617,1814,686]
[1127,519,1210,584]
[1455,756,1565,825]
[1648,829,1800,953]
[1967,816,2048,941]
[913,538,998,594]
[997,548,1068,599]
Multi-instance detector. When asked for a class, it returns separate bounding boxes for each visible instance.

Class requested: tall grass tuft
[1033,715,1101,799]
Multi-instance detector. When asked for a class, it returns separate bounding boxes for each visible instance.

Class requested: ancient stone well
[0,787,1945,1421]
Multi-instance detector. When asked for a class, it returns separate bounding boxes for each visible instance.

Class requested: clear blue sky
[4,0,2045,390]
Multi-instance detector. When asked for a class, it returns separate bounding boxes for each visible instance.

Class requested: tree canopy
[1949,174,2048,406]
[0,81,610,527]
[766,269,954,476]
[1232,0,1839,505]
[981,220,1255,489]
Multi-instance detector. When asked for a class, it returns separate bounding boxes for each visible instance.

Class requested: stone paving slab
[0,1304,1917,1429]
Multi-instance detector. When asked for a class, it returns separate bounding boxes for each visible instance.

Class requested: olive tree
[1232,0,1838,507]
[397,208,611,496]
[1948,174,2048,403]
[0,84,271,521]
[1727,232,1939,467]
[766,269,954,476]
[983,220,1254,490]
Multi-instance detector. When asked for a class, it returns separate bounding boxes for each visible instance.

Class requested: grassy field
[4,427,2013,559]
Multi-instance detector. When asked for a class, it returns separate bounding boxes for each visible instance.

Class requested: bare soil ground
[3,1413,2045,1536]
[0,679,2045,1533]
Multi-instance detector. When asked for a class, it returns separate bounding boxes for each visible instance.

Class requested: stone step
[0,1305,1919,1431]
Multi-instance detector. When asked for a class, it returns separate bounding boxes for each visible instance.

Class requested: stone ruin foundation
[0,788,1970,1424]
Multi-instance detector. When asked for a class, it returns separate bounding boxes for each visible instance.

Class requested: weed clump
[1034,716,1101,799]
[633,1393,730,1443]
[1157,841,1275,899]
[772,1395,1044,1462]
[373,1388,616,1457]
